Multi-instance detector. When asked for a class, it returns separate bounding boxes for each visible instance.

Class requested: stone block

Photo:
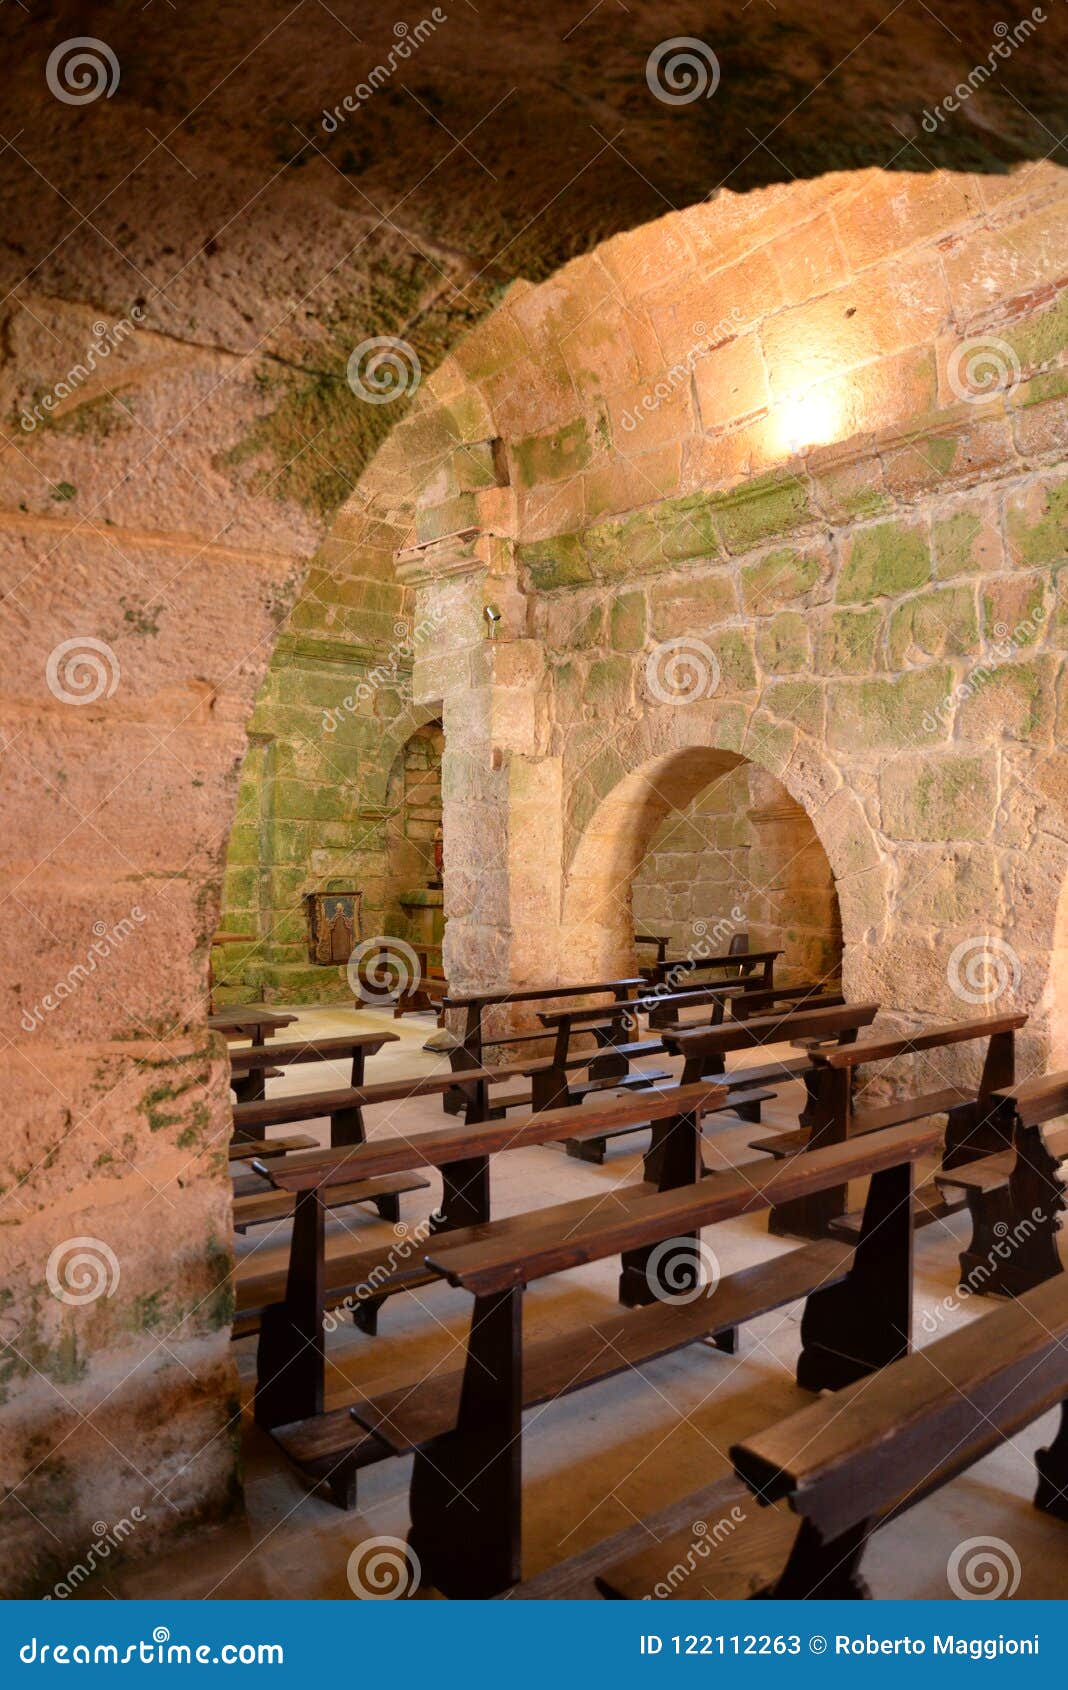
[818,606,884,675]
[740,544,833,614]
[827,666,955,750]
[879,751,997,842]
[755,611,810,675]
[887,585,978,667]
[836,518,930,603]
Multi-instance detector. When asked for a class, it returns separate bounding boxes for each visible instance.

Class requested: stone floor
[103,1004,1068,1601]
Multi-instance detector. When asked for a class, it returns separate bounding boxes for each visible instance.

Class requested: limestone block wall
[633,765,842,985]
[364,165,1068,1089]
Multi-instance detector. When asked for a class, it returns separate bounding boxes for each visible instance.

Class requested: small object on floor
[424,1028,459,1053]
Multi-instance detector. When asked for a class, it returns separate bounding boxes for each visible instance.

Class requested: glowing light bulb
[774,385,843,456]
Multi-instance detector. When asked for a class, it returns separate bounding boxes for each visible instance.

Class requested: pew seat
[233,1171,430,1234]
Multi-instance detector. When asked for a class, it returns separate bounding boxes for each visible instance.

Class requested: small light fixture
[483,604,501,639]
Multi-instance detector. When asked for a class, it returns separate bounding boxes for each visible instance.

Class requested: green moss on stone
[837,519,930,603]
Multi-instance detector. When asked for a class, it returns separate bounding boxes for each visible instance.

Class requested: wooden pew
[245,1084,727,1450]
[233,1171,431,1232]
[935,1068,1068,1298]
[645,945,777,999]
[762,1011,1028,1239]
[230,1060,542,1150]
[227,1030,398,1106]
[440,979,646,1113]
[634,932,669,983]
[208,1006,297,1043]
[597,1271,1068,1598]
[534,984,846,1164]
[228,1134,317,1162]
[376,1118,940,1596]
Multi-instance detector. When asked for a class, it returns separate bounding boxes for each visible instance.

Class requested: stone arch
[559,706,875,988]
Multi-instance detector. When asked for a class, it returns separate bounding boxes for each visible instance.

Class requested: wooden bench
[230,1059,547,1150]
[227,1134,318,1162]
[634,932,669,983]
[372,1118,941,1596]
[349,941,447,1018]
[769,1011,1028,1240]
[232,1171,431,1233]
[244,1083,728,1441]
[934,1068,1068,1298]
[440,978,647,1108]
[598,1270,1068,1598]
[209,1007,298,1043]
[227,1031,399,1105]
[645,946,778,1002]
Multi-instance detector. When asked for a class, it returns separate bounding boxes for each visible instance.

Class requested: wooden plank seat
[227,1134,317,1162]
[233,1171,430,1234]
[600,1270,1068,1600]
[247,1083,728,1437]
[228,1031,398,1105]
[389,1118,940,1596]
[752,1084,977,1162]
[231,1060,546,1150]
[209,1007,297,1043]
[793,1012,1028,1244]
[931,1072,1068,1297]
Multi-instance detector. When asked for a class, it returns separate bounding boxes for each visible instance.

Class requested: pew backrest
[663,1002,879,1061]
[263,1081,728,1193]
[991,1069,1068,1128]
[424,1117,941,1296]
[813,1012,1028,1070]
[228,1033,398,1073]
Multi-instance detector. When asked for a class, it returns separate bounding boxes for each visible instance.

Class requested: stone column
[398,532,563,1000]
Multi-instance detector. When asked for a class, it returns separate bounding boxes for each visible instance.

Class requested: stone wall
[633,764,842,985]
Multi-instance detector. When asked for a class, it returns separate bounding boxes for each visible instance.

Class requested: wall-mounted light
[484,604,502,639]
[774,383,844,457]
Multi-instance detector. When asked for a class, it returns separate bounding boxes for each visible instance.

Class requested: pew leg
[372,1193,401,1224]
[325,1464,359,1511]
[566,1136,605,1164]
[330,1105,365,1149]
[711,1327,738,1355]
[1035,1402,1068,1520]
[437,1155,491,1229]
[254,1191,325,1428]
[798,1161,914,1393]
[352,1295,384,1336]
[409,1287,523,1598]
[768,1518,871,1600]
[623,1111,705,1307]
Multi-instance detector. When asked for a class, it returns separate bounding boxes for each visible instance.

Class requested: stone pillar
[399,532,563,1000]
[746,768,842,986]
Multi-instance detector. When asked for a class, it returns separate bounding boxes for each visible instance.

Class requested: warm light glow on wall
[773,383,845,456]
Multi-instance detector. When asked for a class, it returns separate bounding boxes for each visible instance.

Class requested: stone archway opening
[633,762,842,989]
[563,746,843,990]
